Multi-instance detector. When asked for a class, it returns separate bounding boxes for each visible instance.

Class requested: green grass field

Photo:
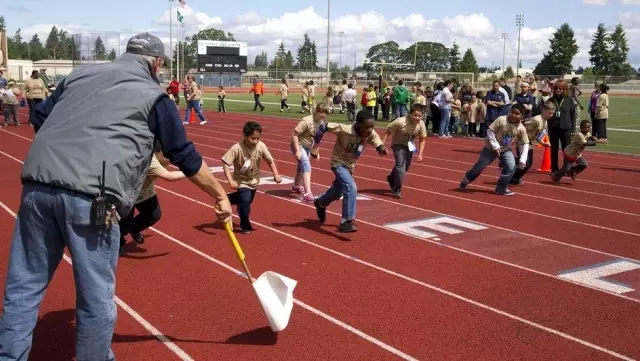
[198,93,640,155]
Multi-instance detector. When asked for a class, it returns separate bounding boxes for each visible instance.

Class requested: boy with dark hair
[311,110,388,233]
[460,103,530,196]
[551,119,605,182]
[382,103,427,199]
[222,121,282,233]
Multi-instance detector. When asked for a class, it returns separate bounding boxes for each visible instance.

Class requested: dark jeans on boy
[511,148,534,184]
[552,156,587,182]
[119,195,162,248]
[229,188,257,231]
[387,144,413,196]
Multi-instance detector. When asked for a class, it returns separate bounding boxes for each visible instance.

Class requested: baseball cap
[125,32,165,58]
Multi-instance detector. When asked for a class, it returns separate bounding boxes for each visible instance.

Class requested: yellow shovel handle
[223,221,246,262]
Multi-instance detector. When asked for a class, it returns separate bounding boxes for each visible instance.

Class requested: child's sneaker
[302,193,314,203]
[386,175,394,192]
[131,232,144,245]
[338,220,358,233]
[291,185,305,194]
[459,178,469,189]
[496,189,515,196]
[568,169,577,180]
[314,198,326,223]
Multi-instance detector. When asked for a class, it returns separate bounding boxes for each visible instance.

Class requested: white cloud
[16,7,640,71]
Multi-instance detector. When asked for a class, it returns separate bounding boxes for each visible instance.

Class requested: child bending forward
[551,119,605,182]
[460,103,530,196]
[222,121,282,233]
[291,103,330,202]
[311,110,388,233]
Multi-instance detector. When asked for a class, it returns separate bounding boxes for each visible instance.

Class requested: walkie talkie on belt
[90,161,110,226]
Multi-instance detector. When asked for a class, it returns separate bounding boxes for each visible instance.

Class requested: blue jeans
[317,165,357,221]
[449,116,460,134]
[291,145,311,173]
[394,103,407,119]
[184,99,206,123]
[464,148,516,192]
[0,183,120,361]
[439,108,451,136]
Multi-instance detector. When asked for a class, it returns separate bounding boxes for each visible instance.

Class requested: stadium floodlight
[516,14,525,76]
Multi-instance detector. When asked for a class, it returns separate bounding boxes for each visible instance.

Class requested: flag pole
[169,0,173,78]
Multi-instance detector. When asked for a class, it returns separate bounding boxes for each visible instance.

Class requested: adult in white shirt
[438,80,454,138]
[343,83,357,121]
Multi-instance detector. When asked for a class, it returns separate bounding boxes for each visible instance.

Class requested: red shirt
[168,80,180,94]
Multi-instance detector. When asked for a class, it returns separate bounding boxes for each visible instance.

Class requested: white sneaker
[199,120,207,125]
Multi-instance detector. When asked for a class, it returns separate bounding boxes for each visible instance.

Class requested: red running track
[0,107,639,360]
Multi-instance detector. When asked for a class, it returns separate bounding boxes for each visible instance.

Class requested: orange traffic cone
[537,137,552,173]
[189,110,197,124]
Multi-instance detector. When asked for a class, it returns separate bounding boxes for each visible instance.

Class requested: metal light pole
[501,32,508,74]
[515,14,524,76]
[325,0,331,86]
[169,0,173,77]
[339,31,344,78]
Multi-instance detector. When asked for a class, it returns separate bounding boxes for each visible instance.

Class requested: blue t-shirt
[484,91,505,123]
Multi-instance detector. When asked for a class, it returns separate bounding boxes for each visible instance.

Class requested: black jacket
[546,95,575,131]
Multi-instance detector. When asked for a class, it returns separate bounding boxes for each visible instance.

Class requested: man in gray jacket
[0,33,232,361]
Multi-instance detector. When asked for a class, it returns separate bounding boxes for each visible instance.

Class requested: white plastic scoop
[223,221,297,332]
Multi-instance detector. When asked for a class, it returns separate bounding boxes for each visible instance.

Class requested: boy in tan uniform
[510,100,555,185]
[183,78,207,125]
[551,119,605,182]
[222,121,282,233]
[311,110,388,233]
[460,103,530,196]
[275,79,291,112]
[381,103,427,199]
[291,104,330,202]
[119,151,188,256]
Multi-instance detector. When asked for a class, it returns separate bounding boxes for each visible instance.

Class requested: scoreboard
[198,54,247,72]
[197,40,248,73]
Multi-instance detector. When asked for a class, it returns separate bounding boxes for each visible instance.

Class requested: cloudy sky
[4,0,640,69]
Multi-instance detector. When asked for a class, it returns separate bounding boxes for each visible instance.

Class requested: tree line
[533,22,636,76]
[1,16,117,62]
[3,15,638,77]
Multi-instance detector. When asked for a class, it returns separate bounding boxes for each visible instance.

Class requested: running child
[119,151,187,256]
[291,103,330,202]
[217,86,226,112]
[551,119,605,182]
[222,121,282,233]
[275,79,291,112]
[311,110,388,233]
[301,82,310,113]
[382,103,427,199]
[510,100,555,185]
[459,103,530,196]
